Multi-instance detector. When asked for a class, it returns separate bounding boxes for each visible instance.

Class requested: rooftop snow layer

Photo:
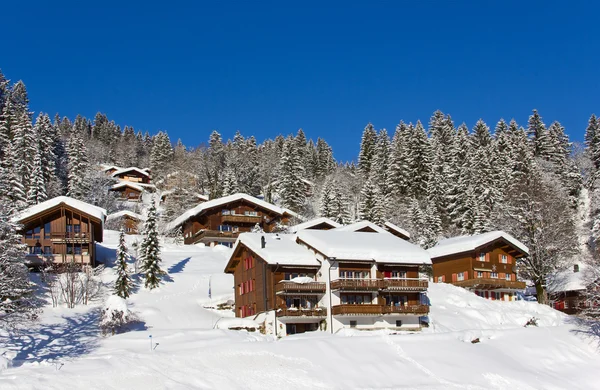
[384,221,411,239]
[428,231,529,258]
[110,182,146,192]
[288,217,341,233]
[111,167,151,178]
[234,233,320,266]
[547,263,588,293]
[13,196,107,223]
[333,220,391,234]
[168,193,290,231]
[106,210,145,221]
[297,230,431,264]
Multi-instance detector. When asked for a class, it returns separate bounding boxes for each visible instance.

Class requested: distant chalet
[428,231,529,301]
[167,193,297,246]
[101,165,156,202]
[13,196,107,267]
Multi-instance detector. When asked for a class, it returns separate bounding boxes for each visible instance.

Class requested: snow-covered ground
[1,230,599,389]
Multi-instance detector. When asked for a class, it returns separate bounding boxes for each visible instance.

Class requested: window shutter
[485,253,490,262]
[463,271,469,280]
[442,275,446,282]
[508,255,513,264]
[500,273,505,279]
[452,273,457,282]
[511,274,516,281]
[498,254,502,262]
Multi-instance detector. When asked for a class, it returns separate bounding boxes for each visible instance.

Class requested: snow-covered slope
[0,230,598,389]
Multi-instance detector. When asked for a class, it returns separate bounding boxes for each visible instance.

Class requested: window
[44,222,51,239]
[457,272,465,281]
[396,320,402,327]
[437,276,443,283]
[244,211,258,217]
[479,252,486,262]
[505,273,512,281]
[222,209,231,215]
[74,246,82,255]
[44,246,52,255]
[350,321,357,328]
[501,254,508,264]
[494,292,501,300]
[218,225,232,232]
[392,270,407,279]
[74,225,81,233]
[491,272,498,279]
[477,271,483,278]
[28,246,42,255]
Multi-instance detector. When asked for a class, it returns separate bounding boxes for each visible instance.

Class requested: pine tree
[315,138,336,179]
[140,201,164,289]
[0,200,37,326]
[278,138,306,212]
[358,123,378,178]
[358,175,384,225]
[407,121,431,199]
[447,123,472,229]
[150,131,174,180]
[387,121,411,198]
[66,129,90,200]
[319,178,334,218]
[12,111,35,196]
[331,184,351,224]
[527,109,551,158]
[373,129,391,198]
[26,147,47,205]
[114,230,134,299]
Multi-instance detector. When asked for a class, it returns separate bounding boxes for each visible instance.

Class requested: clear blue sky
[2,1,599,162]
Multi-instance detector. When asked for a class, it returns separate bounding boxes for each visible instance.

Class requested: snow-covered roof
[288,217,341,233]
[106,210,145,222]
[427,231,529,259]
[168,193,291,231]
[296,230,431,264]
[547,263,589,293]
[100,164,122,172]
[110,182,145,192]
[384,221,411,240]
[231,233,320,266]
[334,220,391,235]
[111,167,151,178]
[13,196,107,223]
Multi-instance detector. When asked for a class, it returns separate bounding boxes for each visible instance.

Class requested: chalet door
[287,324,297,335]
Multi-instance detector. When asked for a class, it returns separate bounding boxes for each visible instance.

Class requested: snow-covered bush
[99,296,139,336]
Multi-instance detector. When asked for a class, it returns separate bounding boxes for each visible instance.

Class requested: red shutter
[500,272,505,279]
[442,275,446,282]
[463,271,469,280]
[507,255,512,264]
[511,274,516,281]
[498,254,502,262]
[452,273,457,282]
[384,271,392,278]
[485,253,490,262]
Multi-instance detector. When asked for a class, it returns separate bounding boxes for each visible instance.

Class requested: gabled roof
[111,167,151,178]
[13,196,107,224]
[110,182,145,192]
[427,231,529,259]
[167,193,292,231]
[333,220,390,235]
[288,217,341,233]
[548,263,589,293]
[106,210,145,222]
[100,164,122,172]
[226,233,320,272]
[384,221,411,240]
[296,230,431,265]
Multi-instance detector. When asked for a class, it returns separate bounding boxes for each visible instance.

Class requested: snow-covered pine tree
[26,147,47,205]
[373,129,391,198]
[221,162,238,196]
[66,129,91,200]
[387,121,411,199]
[11,110,35,196]
[3,139,26,211]
[447,123,472,230]
[585,114,600,173]
[140,201,165,290]
[492,119,513,192]
[33,113,61,197]
[527,109,552,159]
[206,130,226,198]
[358,175,385,225]
[315,138,336,180]
[278,137,306,212]
[406,121,431,199]
[114,230,134,299]
[0,200,37,326]
[150,131,174,181]
[319,178,334,218]
[547,121,582,207]
[331,184,351,224]
[358,123,378,178]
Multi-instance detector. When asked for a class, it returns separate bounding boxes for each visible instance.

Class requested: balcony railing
[331,278,429,291]
[50,232,91,242]
[330,279,380,291]
[331,304,429,316]
[276,307,327,317]
[453,278,526,290]
[381,279,429,291]
[275,281,326,294]
[221,214,262,224]
[25,254,92,265]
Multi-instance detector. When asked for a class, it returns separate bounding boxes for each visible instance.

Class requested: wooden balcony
[276,307,327,318]
[453,278,526,290]
[331,279,380,291]
[381,279,429,291]
[331,304,429,316]
[190,229,238,242]
[25,254,92,265]
[50,232,91,243]
[275,281,326,295]
[221,214,262,224]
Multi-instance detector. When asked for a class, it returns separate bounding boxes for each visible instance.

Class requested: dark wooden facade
[110,184,143,201]
[19,204,104,267]
[114,168,151,184]
[183,199,293,246]
[431,239,527,300]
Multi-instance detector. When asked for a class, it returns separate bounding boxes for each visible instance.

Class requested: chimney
[261,235,266,249]
[574,264,579,273]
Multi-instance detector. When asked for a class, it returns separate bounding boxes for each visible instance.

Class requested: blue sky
[2,1,599,162]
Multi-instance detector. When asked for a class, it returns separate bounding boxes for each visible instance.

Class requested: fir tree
[278,138,306,212]
[387,121,410,198]
[66,129,90,200]
[407,121,431,199]
[527,109,551,158]
[26,147,47,205]
[358,175,384,225]
[150,131,174,181]
[114,230,134,299]
[373,129,391,198]
[319,178,334,218]
[315,138,336,179]
[140,201,165,290]
[358,123,378,178]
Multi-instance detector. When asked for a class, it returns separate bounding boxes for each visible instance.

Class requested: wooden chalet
[168,193,297,247]
[100,165,120,175]
[109,182,144,202]
[106,210,145,234]
[428,231,528,301]
[225,230,431,336]
[13,196,107,267]
[112,167,152,184]
[384,221,411,241]
[548,263,591,315]
[159,190,208,205]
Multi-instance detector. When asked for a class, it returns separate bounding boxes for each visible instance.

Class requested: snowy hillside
[0,231,599,389]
